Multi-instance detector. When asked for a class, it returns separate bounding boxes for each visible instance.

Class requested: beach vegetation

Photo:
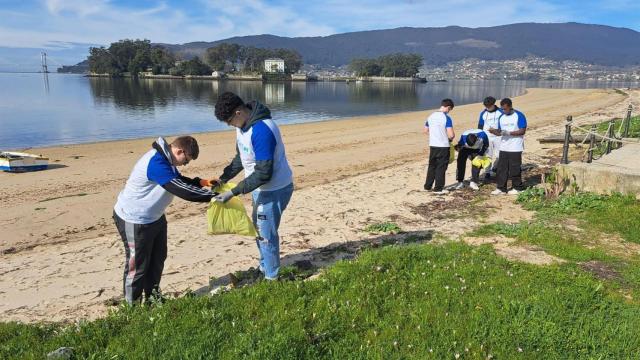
[364,222,402,234]
[3,240,640,358]
[595,115,640,138]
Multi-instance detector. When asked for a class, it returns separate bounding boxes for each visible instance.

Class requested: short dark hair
[441,98,454,109]
[483,96,496,106]
[172,136,199,160]
[500,98,512,107]
[215,92,245,122]
[466,133,478,147]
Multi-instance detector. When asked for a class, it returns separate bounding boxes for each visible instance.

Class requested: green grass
[516,189,640,244]
[475,191,640,299]
[363,222,402,234]
[3,242,640,359]
[595,115,640,138]
[585,115,640,158]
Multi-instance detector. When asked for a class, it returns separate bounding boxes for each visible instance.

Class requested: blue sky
[1,0,639,71]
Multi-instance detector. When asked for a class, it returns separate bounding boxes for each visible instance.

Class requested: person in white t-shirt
[423,98,455,194]
[477,96,502,179]
[488,98,527,195]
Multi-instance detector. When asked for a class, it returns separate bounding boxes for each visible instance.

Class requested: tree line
[349,53,424,77]
[205,43,302,74]
[87,39,303,76]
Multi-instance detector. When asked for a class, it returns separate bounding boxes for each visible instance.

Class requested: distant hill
[160,22,640,67]
[57,59,89,73]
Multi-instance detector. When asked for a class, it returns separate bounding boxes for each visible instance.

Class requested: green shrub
[364,222,402,234]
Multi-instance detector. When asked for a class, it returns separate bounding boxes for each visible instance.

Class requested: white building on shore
[264,58,285,73]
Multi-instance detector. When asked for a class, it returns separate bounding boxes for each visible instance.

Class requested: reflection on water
[264,83,286,104]
[1,73,638,149]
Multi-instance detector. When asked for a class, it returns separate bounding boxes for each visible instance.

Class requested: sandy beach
[0,87,635,322]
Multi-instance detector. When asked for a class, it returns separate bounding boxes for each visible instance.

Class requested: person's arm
[230,122,276,195]
[509,128,527,136]
[445,115,455,141]
[218,147,244,183]
[479,134,489,155]
[423,119,429,135]
[163,175,215,202]
[147,157,214,202]
[478,111,485,130]
[505,112,528,136]
[489,114,503,136]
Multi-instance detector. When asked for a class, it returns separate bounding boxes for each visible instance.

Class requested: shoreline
[0,87,632,322]
[11,88,538,152]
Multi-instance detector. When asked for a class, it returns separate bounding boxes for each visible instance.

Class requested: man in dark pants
[423,99,455,194]
[489,98,527,195]
[453,129,489,191]
[113,136,215,304]
[477,96,502,179]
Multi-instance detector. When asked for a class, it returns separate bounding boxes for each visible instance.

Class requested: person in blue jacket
[213,92,294,281]
[113,136,215,304]
[453,129,489,191]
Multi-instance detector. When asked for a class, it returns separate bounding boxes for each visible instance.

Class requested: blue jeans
[252,183,294,279]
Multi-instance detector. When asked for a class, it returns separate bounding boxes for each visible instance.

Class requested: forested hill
[160,22,640,67]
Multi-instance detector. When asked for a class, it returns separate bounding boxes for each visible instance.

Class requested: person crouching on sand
[113,136,215,304]
[213,92,294,281]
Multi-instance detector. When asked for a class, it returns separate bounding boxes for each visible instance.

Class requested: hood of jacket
[241,100,272,133]
[151,137,173,165]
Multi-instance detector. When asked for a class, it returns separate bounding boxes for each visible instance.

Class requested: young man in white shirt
[213,92,294,281]
[423,98,455,194]
[488,98,527,195]
[477,96,502,179]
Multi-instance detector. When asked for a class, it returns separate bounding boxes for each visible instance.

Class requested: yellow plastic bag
[449,143,456,164]
[471,156,492,169]
[207,182,257,237]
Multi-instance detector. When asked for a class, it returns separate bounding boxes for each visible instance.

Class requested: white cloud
[200,0,335,37]
[3,0,335,49]
[0,0,632,52]
[44,0,109,17]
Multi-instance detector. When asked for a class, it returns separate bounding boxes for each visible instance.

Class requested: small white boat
[0,152,49,172]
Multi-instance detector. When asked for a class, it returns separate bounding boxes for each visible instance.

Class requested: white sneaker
[507,189,520,195]
[433,189,450,195]
[453,182,464,190]
[491,189,506,195]
[469,181,479,191]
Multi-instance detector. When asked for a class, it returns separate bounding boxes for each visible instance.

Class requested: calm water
[1,73,637,149]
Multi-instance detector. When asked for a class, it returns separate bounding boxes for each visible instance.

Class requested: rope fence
[561,104,636,164]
